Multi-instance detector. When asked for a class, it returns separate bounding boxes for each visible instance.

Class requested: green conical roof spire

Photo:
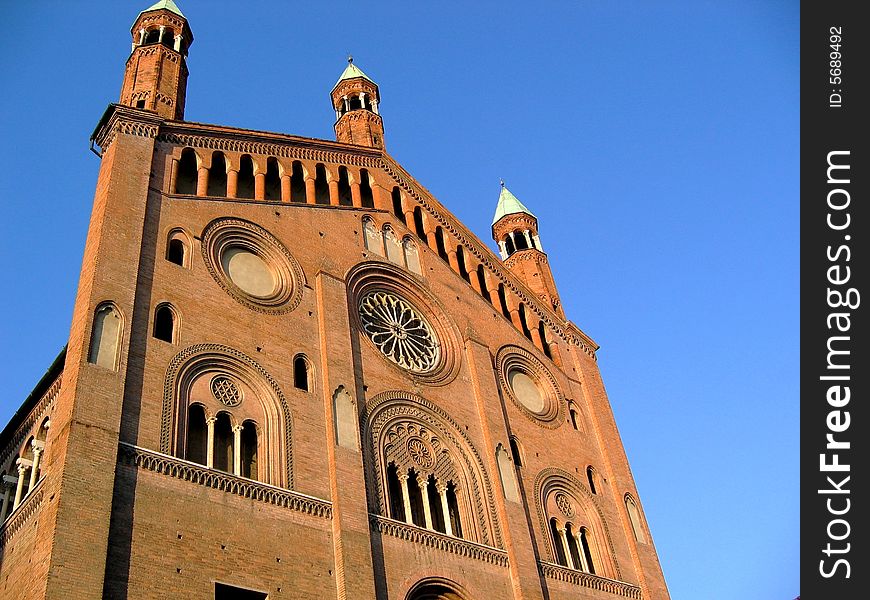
[140,0,185,18]
[334,56,376,89]
[492,181,535,226]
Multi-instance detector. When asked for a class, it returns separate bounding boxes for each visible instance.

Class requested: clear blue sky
[0,2,798,598]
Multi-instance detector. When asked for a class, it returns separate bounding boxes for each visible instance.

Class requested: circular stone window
[358,290,440,373]
[497,346,564,427]
[202,218,304,314]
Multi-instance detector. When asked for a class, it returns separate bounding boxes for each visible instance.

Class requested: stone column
[438,484,453,536]
[174,34,183,52]
[558,526,576,569]
[532,234,543,251]
[574,530,590,572]
[227,169,239,198]
[419,474,434,530]
[359,92,367,108]
[523,229,533,248]
[13,460,31,510]
[28,440,45,490]
[158,25,166,44]
[350,182,362,207]
[196,166,209,197]
[304,176,316,204]
[328,179,340,206]
[254,173,266,200]
[206,416,217,469]
[342,96,349,113]
[398,471,413,525]
[233,425,243,476]
[280,174,291,202]
[0,476,14,522]
[371,99,379,115]
[498,240,508,259]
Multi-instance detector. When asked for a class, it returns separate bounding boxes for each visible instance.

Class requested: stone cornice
[538,562,642,598]
[370,515,509,567]
[0,480,45,548]
[91,104,163,152]
[118,443,330,519]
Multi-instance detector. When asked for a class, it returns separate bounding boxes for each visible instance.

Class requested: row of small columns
[396,194,562,364]
[498,230,543,259]
[203,417,249,477]
[171,160,393,210]
[134,26,185,52]
[396,471,455,536]
[0,439,46,523]
[335,92,380,119]
[555,520,592,572]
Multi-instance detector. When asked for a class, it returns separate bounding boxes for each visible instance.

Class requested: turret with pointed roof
[120,0,193,120]
[492,182,564,318]
[331,57,385,149]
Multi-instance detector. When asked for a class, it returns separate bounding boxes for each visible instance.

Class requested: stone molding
[377,155,597,357]
[370,515,509,568]
[538,562,642,599]
[0,481,45,548]
[362,391,503,548]
[534,467,622,578]
[118,443,330,519]
[0,374,61,469]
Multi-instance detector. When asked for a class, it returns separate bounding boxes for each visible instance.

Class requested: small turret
[492,182,564,318]
[331,57,385,149]
[120,0,193,120]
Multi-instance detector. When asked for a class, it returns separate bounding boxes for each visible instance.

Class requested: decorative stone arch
[362,391,502,547]
[404,576,475,600]
[160,344,293,487]
[534,467,621,579]
[624,492,648,544]
[88,301,124,370]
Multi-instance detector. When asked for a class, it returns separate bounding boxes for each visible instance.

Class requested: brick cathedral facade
[0,2,669,599]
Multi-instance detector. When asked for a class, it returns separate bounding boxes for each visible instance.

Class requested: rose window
[211,375,242,407]
[358,291,440,373]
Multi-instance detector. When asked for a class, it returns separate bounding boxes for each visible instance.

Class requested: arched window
[208,151,228,197]
[166,230,190,267]
[386,463,405,521]
[509,437,523,467]
[625,494,647,543]
[348,95,362,110]
[498,284,511,321]
[427,474,446,533]
[88,303,122,370]
[337,166,352,206]
[186,404,207,465]
[213,412,233,473]
[539,321,554,359]
[476,265,491,302]
[314,163,330,204]
[264,158,281,201]
[290,161,306,203]
[413,207,427,240]
[568,402,581,431]
[293,355,311,391]
[565,522,583,570]
[406,469,426,527]
[496,444,520,502]
[514,230,530,250]
[241,421,258,480]
[586,466,597,495]
[550,518,568,566]
[435,227,449,262]
[153,304,177,343]
[392,186,404,220]
[456,245,471,283]
[446,482,462,538]
[144,28,161,45]
[518,303,533,340]
[160,27,175,49]
[504,234,516,256]
[175,148,197,194]
[237,155,255,199]
[363,217,384,256]
[403,237,422,275]
[580,527,596,574]
[383,225,403,265]
[359,169,374,208]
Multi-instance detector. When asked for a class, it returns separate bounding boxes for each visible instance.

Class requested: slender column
[467,260,483,294]
[575,531,590,572]
[206,417,217,469]
[533,234,543,251]
[359,92,367,109]
[0,476,15,521]
[232,425,243,476]
[350,182,362,207]
[196,166,209,197]
[447,249,461,274]
[168,159,179,194]
[523,229,534,248]
[328,179,340,206]
[335,109,341,120]
[371,99,379,115]
[280,174,291,202]
[13,460,30,510]
[498,240,508,259]
[174,34,183,52]
[482,270,499,307]
[530,318,547,353]
[342,96,349,112]
[508,231,517,250]
[403,208,415,231]
[158,25,166,43]
[558,526,576,569]
[304,176,316,204]
[138,28,146,45]
[419,474,434,530]
[254,173,266,200]
[438,484,453,536]
[398,472,413,525]
[227,170,239,198]
[28,440,45,490]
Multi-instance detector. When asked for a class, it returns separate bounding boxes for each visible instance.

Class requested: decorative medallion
[555,492,575,518]
[211,375,242,407]
[496,345,564,428]
[407,436,436,469]
[358,291,440,373]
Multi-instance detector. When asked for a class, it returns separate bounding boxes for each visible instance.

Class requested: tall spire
[331,57,385,149]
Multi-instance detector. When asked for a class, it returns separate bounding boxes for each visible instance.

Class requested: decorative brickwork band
[118,443,330,518]
[370,515,509,567]
[0,482,45,548]
[538,562,642,599]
